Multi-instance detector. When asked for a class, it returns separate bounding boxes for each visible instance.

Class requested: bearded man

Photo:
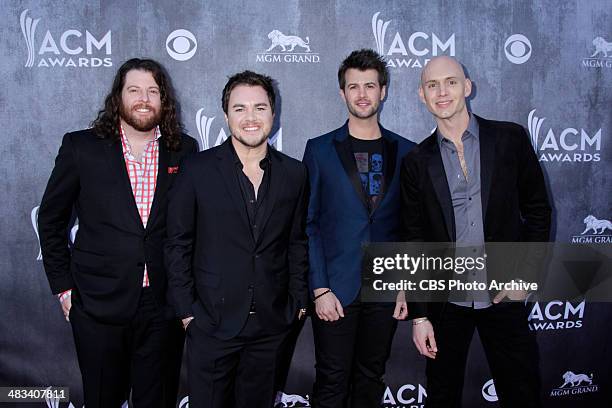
[38,58,198,407]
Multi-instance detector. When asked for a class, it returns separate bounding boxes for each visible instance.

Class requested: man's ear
[339,88,346,103]
[380,85,387,101]
[464,78,472,98]
[418,85,426,104]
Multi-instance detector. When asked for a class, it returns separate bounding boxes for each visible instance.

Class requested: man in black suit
[165,71,309,408]
[38,58,198,408]
[401,56,551,407]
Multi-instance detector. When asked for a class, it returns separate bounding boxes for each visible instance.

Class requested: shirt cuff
[57,289,72,303]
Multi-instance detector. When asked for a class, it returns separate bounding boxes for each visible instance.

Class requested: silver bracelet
[412,317,429,326]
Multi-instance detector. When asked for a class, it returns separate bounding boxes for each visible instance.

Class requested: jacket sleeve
[517,126,552,242]
[287,164,310,308]
[400,152,429,319]
[302,140,329,292]
[164,156,197,319]
[38,133,80,294]
[516,125,552,285]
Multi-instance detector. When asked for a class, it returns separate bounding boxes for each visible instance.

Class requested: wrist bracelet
[313,289,332,301]
[412,317,429,326]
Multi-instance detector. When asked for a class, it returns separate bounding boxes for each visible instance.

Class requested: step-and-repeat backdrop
[1,1,610,407]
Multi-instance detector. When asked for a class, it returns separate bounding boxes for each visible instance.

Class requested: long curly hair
[91,58,183,151]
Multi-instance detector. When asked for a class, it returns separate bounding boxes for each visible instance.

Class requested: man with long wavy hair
[38,58,198,407]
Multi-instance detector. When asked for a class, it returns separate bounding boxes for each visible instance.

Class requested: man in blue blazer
[303,49,415,408]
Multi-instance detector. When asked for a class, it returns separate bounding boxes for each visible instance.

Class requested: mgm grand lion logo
[581,215,612,235]
[560,371,593,388]
[257,30,319,63]
[266,30,311,53]
[591,37,612,58]
[550,370,599,397]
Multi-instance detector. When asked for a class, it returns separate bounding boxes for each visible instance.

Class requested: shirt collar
[119,125,161,157]
[436,113,479,146]
[229,139,271,169]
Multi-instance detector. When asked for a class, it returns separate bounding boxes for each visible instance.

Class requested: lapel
[476,116,496,221]
[333,123,370,210]
[105,139,144,232]
[146,138,170,232]
[375,128,398,213]
[215,139,252,235]
[255,148,286,247]
[425,135,455,240]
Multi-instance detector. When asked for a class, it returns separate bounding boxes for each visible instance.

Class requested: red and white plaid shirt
[58,126,161,302]
[120,125,161,287]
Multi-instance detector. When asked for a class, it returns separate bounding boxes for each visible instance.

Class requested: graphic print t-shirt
[350,136,385,212]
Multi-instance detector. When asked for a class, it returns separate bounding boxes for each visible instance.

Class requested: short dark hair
[91,58,183,151]
[222,70,276,114]
[337,49,388,89]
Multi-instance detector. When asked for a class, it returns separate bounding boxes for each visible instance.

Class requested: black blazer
[400,115,552,318]
[38,129,198,324]
[164,139,309,340]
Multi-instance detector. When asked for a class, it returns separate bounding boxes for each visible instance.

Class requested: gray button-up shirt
[437,114,491,309]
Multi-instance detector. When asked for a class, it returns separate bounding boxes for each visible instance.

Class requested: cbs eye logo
[481,379,498,402]
[504,34,532,64]
[166,29,197,61]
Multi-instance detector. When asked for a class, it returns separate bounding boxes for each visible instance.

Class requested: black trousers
[187,313,289,408]
[312,301,398,408]
[69,288,177,408]
[426,302,541,408]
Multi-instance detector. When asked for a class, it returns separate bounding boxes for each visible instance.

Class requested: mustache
[131,103,156,110]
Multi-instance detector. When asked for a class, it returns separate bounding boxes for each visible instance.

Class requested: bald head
[420,56,466,86]
[418,56,472,123]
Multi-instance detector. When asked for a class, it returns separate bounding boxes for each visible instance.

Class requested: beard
[229,125,270,149]
[346,99,380,120]
[120,102,162,132]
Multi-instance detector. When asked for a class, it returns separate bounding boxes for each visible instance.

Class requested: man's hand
[314,288,344,322]
[412,319,437,359]
[493,289,528,303]
[182,316,194,330]
[393,290,408,320]
[60,295,72,322]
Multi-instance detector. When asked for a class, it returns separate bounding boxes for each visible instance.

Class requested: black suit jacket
[38,129,198,324]
[164,139,309,340]
[400,115,552,318]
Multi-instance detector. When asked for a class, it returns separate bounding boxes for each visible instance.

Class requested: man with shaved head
[400,56,551,407]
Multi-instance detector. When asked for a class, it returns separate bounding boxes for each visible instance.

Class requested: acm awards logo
[256,30,320,64]
[550,370,598,397]
[382,383,427,408]
[571,215,612,244]
[20,9,112,68]
[166,29,198,61]
[32,205,79,261]
[195,109,283,151]
[371,12,455,69]
[527,109,602,163]
[582,36,612,69]
[527,300,585,331]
